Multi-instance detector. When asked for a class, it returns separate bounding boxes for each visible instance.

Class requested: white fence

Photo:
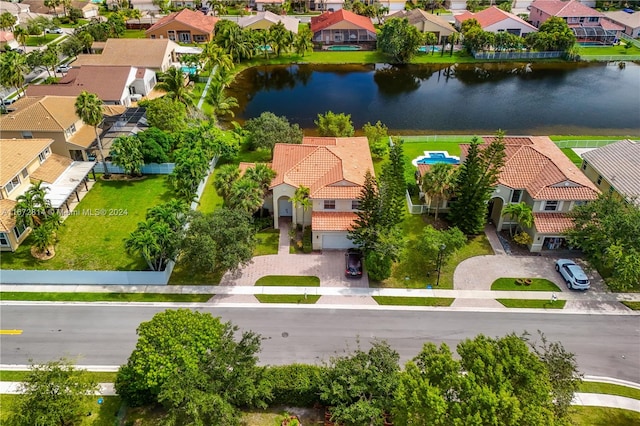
[473,51,565,60]
[553,139,637,148]
[406,190,430,215]
[92,162,175,175]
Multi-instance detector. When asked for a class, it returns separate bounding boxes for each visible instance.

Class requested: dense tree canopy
[315,111,355,137]
[109,135,144,177]
[143,97,187,133]
[378,17,425,63]
[244,111,303,154]
[526,16,576,52]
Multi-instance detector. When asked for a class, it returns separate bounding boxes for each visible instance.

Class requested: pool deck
[412,151,460,167]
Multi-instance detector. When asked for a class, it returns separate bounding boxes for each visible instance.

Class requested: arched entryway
[488,196,505,230]
[277,196,292,218]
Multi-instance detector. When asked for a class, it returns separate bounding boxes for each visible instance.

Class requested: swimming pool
[412,151,460,166]
[327,45,361,51]
[181,66,198,75]
[418,46,441,53]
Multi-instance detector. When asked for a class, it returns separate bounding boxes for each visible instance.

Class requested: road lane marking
[0,330,23,335]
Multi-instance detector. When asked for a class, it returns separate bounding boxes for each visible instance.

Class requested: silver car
[555,259,590,290]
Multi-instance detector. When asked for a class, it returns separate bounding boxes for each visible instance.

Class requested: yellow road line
[0,330,23,335]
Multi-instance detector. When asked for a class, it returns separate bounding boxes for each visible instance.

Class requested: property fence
[553,139,637,148]
[406,190,430,215]
[92,162,175,175]
[472,51,565,60]
[620,33,640,49]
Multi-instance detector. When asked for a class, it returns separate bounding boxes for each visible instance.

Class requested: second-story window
[5,175,21,194]
[510,189,522,203]
[544,200,559,211]
[351,200,360,210]
[38,148,50,163]
[597,175,603,185]
[324,200,336,210]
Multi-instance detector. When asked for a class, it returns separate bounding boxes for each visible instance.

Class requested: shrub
[365,251,392,281]
[514,231,533,247]
[264,364,325,407]
[302,227,312,253]
[406,182,419,197]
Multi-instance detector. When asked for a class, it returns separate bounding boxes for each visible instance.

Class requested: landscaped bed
[570,406,640,426]
[491,278,561,291]
[1,175,173,271]
[254,229,279,256]
[373,296,454,307]
[255,275,320,286]
[254,294,320,304]
[496,299,566,309]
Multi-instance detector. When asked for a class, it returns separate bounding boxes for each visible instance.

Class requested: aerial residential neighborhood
[0,0,639,424]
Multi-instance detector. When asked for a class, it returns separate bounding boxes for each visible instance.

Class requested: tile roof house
[238,11,300,34]
[145,8,219,43]
[25,65,157,106]
[311,9,376,46]
[254,0,284,12]
[0,31,19,51]
[581,140,640,207]
[266,136,375,250]
[455,6,538,36]
[461,136,600,252]
[73,39,179,72]
[0,138,95,251]
[388,9,458,43]
[0,96,123,162]
[529,0,623,44]
[603,10,640,38]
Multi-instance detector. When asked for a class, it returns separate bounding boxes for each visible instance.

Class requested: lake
[229,62,640,135]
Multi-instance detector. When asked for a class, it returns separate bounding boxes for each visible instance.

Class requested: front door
[278,198,292,217]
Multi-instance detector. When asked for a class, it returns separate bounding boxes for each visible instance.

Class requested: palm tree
[244,163,276,216]
[212,66,235,90]
[14,181,51,229]
[228,178,263,215]
[125,220,163,271]
[421,163,456,221]
[294,27,313,57]
[200,42,233,72]
[207,81,238,122]
[44,0,61,17]
[216,23,253,63]
[291,185,311,230]
[75,91,110,178]
[502,201,534,238]
[269,22,293,58]
[146,199,189,232]
[213,164,240,203]
[156,67,193,107]
[0,50,29,97]
[130,8,142,27]
[0,12,17,31]
[13,26,28,51]
[31,222,56,256]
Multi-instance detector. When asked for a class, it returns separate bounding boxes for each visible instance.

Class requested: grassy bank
[255,294,320,304]
[0,292,213,303]
[570,406,640,425]
[580,382,640,400]
[255,276,320,286]
[373,296,454,306]
[0,370,117,383]
[497,299,566,309]
[491,278,561,291]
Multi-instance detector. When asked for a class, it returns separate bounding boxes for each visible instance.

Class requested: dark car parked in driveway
[345,249,363,278]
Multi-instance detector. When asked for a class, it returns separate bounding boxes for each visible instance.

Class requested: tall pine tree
[349,170,381,252]
[448,132,506,234]
[380,137,406,228]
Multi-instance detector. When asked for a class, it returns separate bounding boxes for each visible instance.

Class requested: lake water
[229,62,640,135]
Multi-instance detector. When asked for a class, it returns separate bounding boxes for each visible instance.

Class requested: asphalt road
[1,304,638,382]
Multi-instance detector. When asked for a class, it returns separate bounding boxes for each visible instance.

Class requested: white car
[45,28,64,34]
[555,259,590,290]
[56,64,71,73]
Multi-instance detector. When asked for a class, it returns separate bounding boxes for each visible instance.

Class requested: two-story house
[529,0,623,44]
[581,139,640,207]
[0,96,124,161]
[145,8,219,43]
[266,137,374,250]
[73,39,180,73]
[455,6,538,37]
[0,138,95,251]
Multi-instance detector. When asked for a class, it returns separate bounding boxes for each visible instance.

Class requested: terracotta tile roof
[311,10,375,33]
[0,96,79,132]
[73,39,178,69]
[459,136,599,201]
[600,19,624,31]
[238,162,256,177]
[312,211,357,231]
[146,8,219,34]
[30,154,73,184]
[604,10,640,29]
[26,65,134,102]
[0,31,15,43]
[455,6,537,31]
[0,138,53,186]
[582,140,640,205]
[533,212,574,234]
[271,137,374,200]
[530,0,602,18]
[389,8,456,32]
[0,199,17,232]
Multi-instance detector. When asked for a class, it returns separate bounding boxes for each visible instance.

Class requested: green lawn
[255,275,320,286]
[0,370,117,383]
[122,29,146,39]
[622,301,640,310]
[570,406,640,425]
[580,382,640,400]
[400,138,468,181]
[254,229,279,256]
[168,264,224,285]
[25,34,60,46]
[0,292,213,303]
[497,299,566,309]
[0,394,121,425]
[255,294,320,304]
[491,278,561,292]
[561,148,583,166]
[373,296,454,306]
[576,43,640,57]
[197,171,224,214]
[1,175,173,271]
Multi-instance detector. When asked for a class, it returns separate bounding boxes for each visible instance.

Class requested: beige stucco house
[388,9,458,44]
[238,11,300,34]
[73,39,180,72]
[146,8,219,43]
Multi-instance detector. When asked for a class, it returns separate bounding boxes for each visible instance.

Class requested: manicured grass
[24,34,60,46]
[401,138,468,181]
[0,394,121,425]
[570,406,640,425]
[549,135,636,141]
[622,301,640,310]
[0,370,117,383]
[255,294,320,304]
[0,292,213,303]
[254,228,279,256]
[1,175,173,271]
[491,278,561,292]
[122,29,146,39]
[576,43,640,57]
[580,382,640,400]
[373,296,454,306]
[197,171,224,214]
[168,264,224,285]
[497,299,566,309]
[255,275,320,286]
[561,148,583,166]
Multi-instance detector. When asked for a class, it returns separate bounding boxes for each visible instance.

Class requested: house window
[581,161,587,170]
[589,17,599,22]
[193,35,206,42]
[13,223,27,239]
[510,190,522,203]
[609,186,615,194]
[4,175,21,194]
[21,168,28,178]
[22,131,33,139]
[0,233,9,247]
[579,17,585,23]
[351,200,360,210]
[574,200,586,208]
[544,200,559,211]
[597,175,603,185]
[38,148,50,163]
[324,200,336,210]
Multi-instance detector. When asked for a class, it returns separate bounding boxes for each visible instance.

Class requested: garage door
[322,234,354,250]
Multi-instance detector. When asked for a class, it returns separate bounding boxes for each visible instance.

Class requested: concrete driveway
[454,255,607,292]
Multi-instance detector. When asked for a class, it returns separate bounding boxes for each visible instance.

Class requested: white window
[21,168,28,178]
[510,190,522,203]
[22,131,33,139]
[544,200,559,211]
[351,200,360,210]
[324,200,336,210]
[38,148,50,163]
[13,223,27,239]
[4,175,21,194]
[0,232,9,247]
